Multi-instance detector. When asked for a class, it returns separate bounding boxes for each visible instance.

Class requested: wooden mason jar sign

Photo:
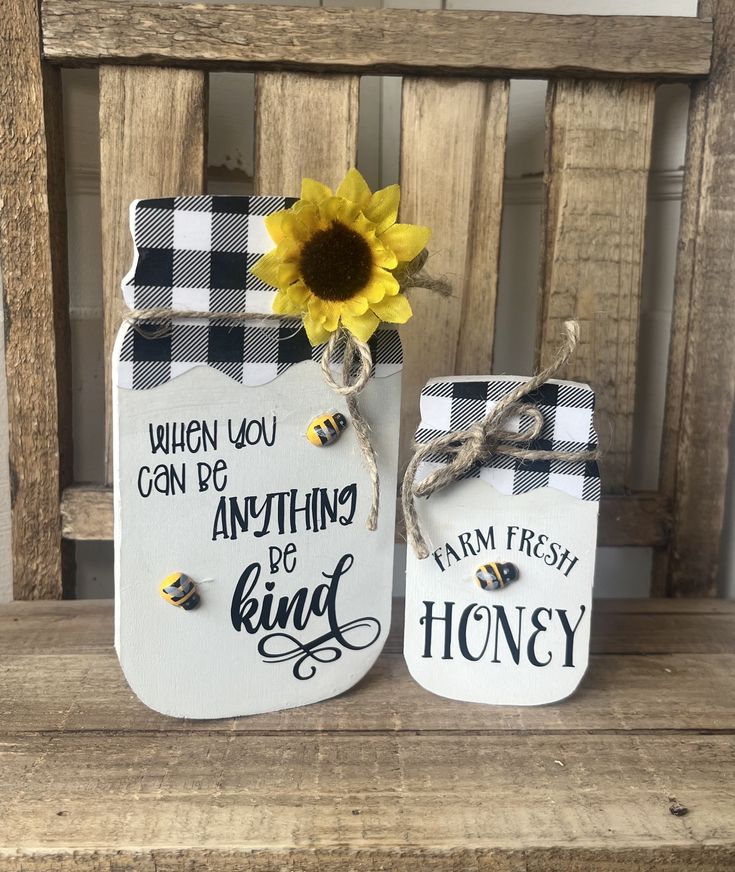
[403,373,600,706]
[113,196,402,718]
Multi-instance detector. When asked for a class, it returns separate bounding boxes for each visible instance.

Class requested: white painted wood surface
[114,361,401,717]
[403,376,599,705]
[4,0,727,600]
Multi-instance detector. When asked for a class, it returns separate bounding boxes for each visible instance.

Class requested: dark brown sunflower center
[299,221,373,301]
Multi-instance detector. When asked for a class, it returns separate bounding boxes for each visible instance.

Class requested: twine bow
[401,321,600,559]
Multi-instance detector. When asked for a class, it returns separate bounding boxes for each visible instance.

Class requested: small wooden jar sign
[113,194,403,718]
[402,333,600,706]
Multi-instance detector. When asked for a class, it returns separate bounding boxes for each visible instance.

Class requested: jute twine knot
[401,320,600,559]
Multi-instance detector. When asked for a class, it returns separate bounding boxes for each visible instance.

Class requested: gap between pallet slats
[399,77,509,472]
[537,78,656,492]
[99,66,207,484]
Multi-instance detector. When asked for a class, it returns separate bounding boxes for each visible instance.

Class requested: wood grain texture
[538,79,655,492]
[654,1,735,597]
[399,78,509,471]
[254,73,358,195]
[99,66,207,484]
[0,600,732,867]
[3,598,733,656]
[0,0,73,598]
[61,484,670,546]
[0,733,732,864]
[2,651,734,734]
[60,485,113,539]
[41,1,714,79]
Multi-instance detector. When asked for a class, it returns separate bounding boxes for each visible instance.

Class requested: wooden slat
[60,484,113,540]
[0,0,73,598]
[399,78,509,470]
[254,73,358,195]
[1,732,732,867]
[2,651,734,734]
[538,79,656,492]
[99,67,207,484]
[62,484,669,547]
[41,1,714,79]
[654,1,735,597]
[3,598,734,657]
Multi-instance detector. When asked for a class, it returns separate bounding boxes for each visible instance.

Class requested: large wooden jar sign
[113,196,402,718]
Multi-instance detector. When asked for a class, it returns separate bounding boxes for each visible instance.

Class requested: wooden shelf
[0,599,733,870]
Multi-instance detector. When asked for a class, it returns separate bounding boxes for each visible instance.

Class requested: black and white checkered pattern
[414,377,600,502]
[117,320,403,390]
[117,195,403,389]
[122,195,299,314]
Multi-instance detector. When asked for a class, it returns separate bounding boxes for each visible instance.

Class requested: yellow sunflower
[249,168,431,345]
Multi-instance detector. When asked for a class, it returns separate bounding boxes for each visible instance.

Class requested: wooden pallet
[0,598,732,870]
[3,0,735,600]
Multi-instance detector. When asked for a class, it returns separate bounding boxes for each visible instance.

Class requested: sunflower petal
[344,295,370,315]
[301,178,333,204]
[249,250,281,287]
[341,309,380,342]
[371,292,413,324]
[336,168,372,208]
[263,209,291,244]
[311,299,341,332]
[286,280,310,306]
[363,268,400,303]
[277,260,300,285]
[370,239,399,270]
[272,289,303,316]
[318,196,347,225]
[303,311,332,345]
[365,184,400,234]
[379,223,431,262]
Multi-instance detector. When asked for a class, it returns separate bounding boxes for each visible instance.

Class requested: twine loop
[402,320,600,559]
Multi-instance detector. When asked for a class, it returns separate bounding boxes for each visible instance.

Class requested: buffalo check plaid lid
[414,376,600,502]
[116,195,403,389]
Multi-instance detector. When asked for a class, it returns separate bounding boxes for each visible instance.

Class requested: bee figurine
[474,562,519,592]
[159,572,200,610]
[306,411,348,447]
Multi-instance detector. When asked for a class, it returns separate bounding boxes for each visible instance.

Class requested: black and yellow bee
[306,411,348,447]
[159,572,200,610]
[474,562,519,592]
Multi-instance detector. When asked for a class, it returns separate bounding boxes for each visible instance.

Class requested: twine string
[320,330,379,531]
[401,320,600,559]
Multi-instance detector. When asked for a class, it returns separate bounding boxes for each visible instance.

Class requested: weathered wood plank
[1,847,732,872]
[99,66,207,484]
[2,651,734,734]
[4,598,734,656]
[41,1,714,79]
[61,484,670,547]
[654,1,735,597]
[0,733,732,865]
[538,79,655,492]
[399,77,509,470]
[254,72,358,195]
[0,0,73,598]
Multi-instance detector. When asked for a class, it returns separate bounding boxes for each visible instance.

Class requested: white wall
[7,0,732,600]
